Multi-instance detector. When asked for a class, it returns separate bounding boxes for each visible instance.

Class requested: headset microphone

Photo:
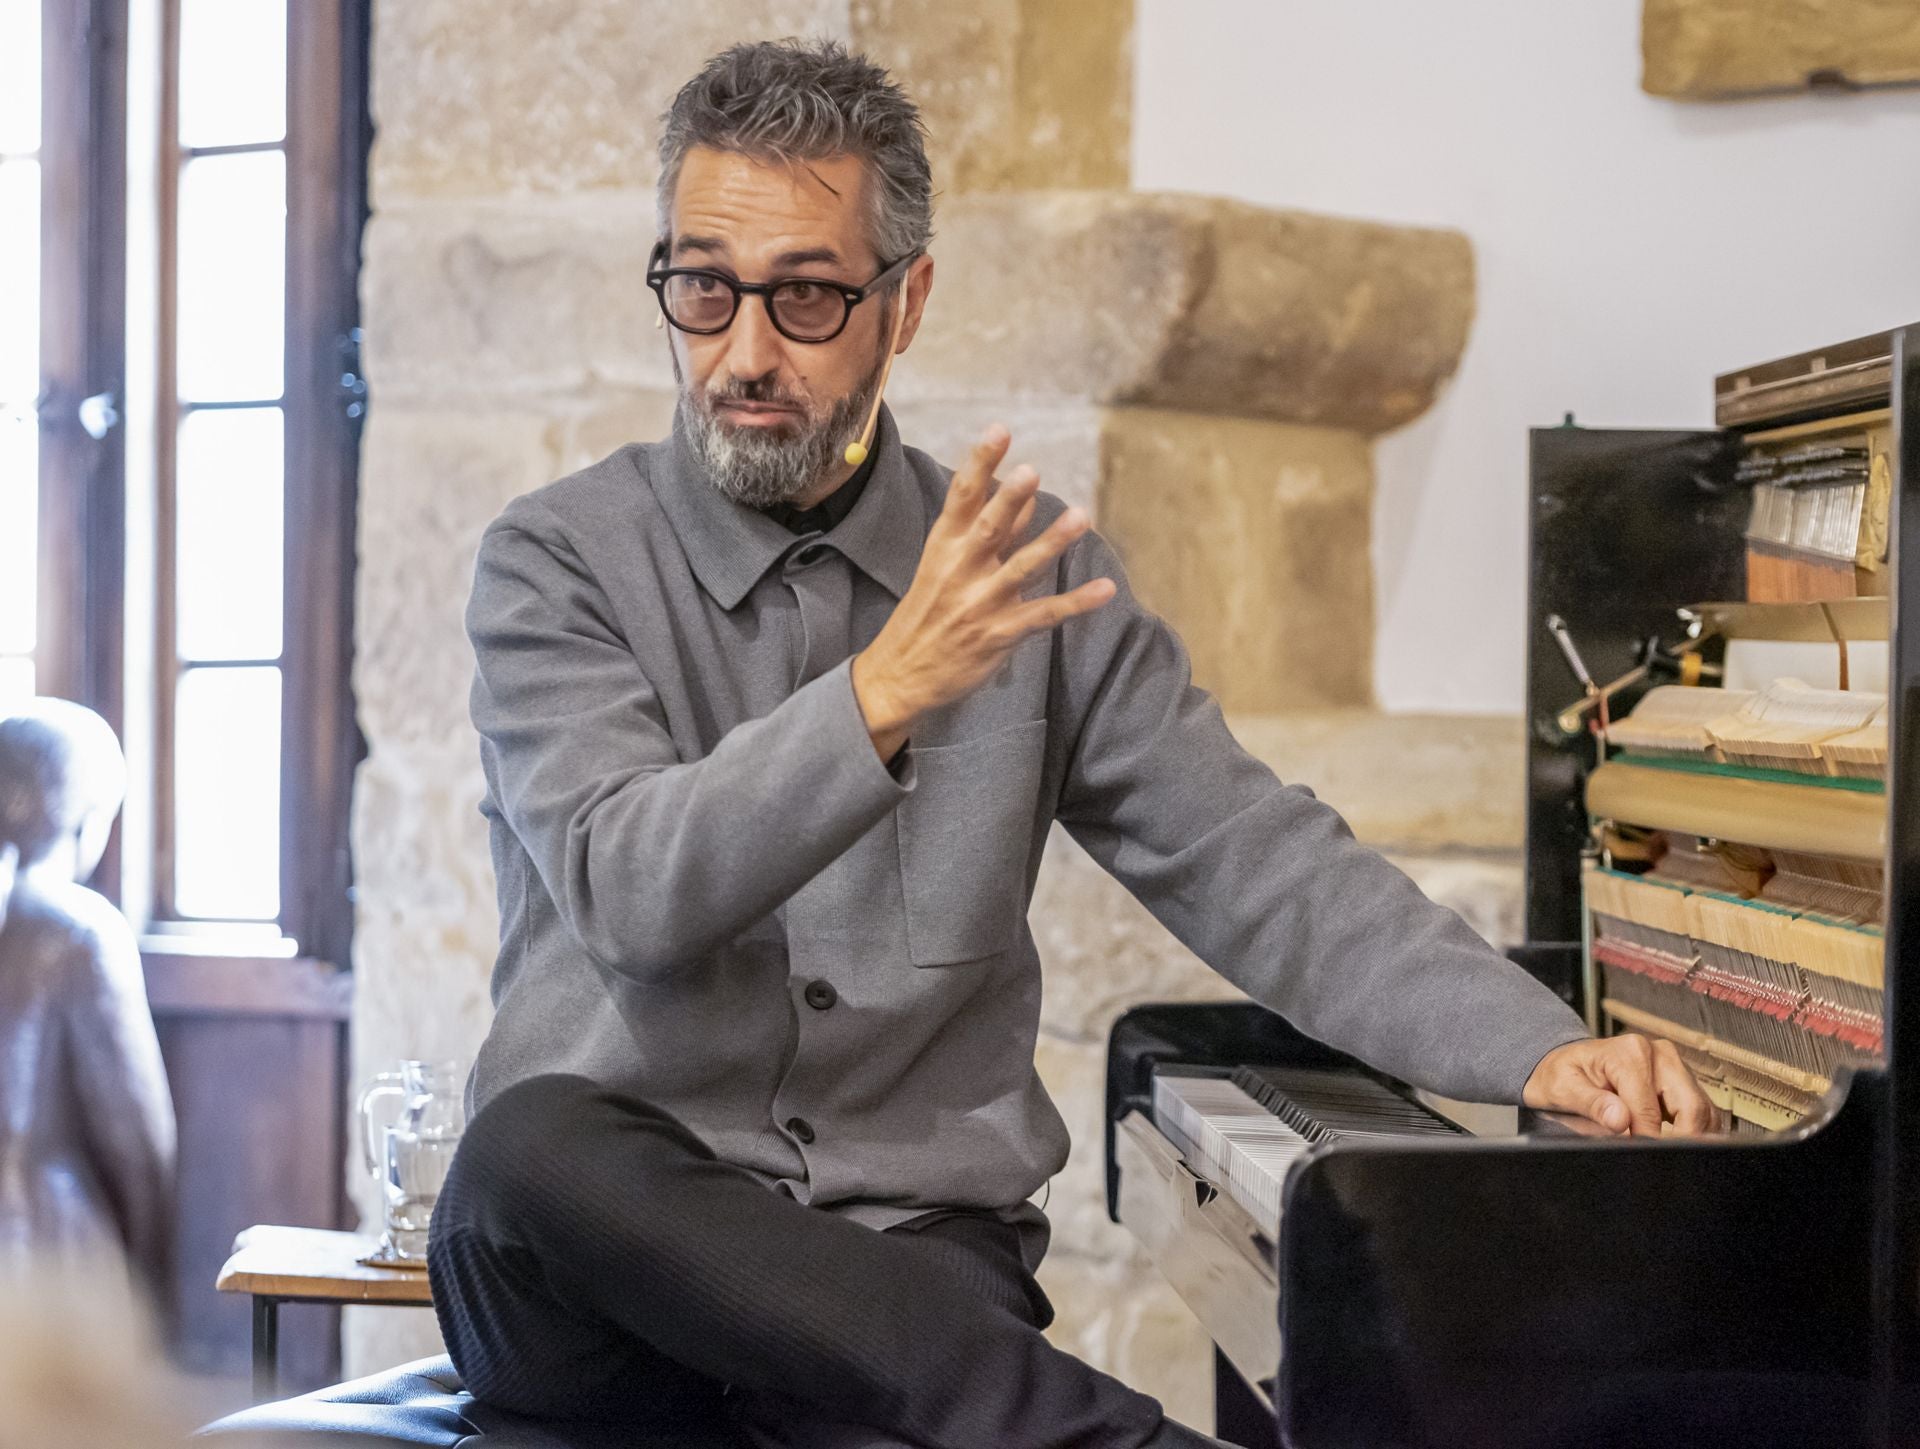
[844,284,910,468]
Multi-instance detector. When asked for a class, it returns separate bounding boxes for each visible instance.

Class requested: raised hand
[851,425,1116,760]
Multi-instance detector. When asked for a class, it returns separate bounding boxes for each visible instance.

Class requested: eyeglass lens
[661,274,850,341]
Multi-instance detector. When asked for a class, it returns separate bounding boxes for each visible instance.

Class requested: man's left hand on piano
[1522,1033,1721,1136]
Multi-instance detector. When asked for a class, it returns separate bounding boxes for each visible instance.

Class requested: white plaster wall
[1132,0,1920,714]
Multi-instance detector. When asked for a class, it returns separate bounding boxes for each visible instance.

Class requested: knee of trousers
[441,1073,712,1228]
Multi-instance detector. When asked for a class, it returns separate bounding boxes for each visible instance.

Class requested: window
[148,0,365,958]
[8,0,366,966]
[165,0,291,923]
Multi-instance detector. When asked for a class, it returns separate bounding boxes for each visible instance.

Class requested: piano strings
[1583,413,1893,1134]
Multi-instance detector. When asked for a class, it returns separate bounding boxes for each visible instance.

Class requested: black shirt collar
[760,448,878,536]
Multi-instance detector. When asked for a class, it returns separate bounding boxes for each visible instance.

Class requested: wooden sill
[140,946,352,1020]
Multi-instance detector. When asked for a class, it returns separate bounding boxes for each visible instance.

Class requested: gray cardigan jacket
[462,407,1589,1248]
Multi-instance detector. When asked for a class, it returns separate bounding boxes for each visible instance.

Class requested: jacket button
[804,980,837,1010]
[786,1116,816,1145]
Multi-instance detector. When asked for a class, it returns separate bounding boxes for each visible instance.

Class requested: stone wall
[348,1,1507,1423]
[1643,0,1920,98]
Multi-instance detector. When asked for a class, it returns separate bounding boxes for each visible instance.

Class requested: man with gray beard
[431,36,1710,1449]
[680,337,885,514]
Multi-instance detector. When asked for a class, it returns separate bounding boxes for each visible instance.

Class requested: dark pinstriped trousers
[427,1073,1167,1449]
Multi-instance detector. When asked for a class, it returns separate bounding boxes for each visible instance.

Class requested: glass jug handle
[358,1070,406,1178]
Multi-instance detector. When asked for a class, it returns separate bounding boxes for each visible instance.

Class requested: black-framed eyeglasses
[646,242,916,344]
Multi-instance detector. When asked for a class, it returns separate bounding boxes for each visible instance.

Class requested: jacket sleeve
[1050,531,1588,1105]
[466,505,913,980]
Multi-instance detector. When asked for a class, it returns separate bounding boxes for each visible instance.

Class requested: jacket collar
[653,403,924,609]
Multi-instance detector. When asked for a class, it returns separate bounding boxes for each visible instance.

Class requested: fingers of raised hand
[939,425,1012,528]
[974,464,1042,546]
[1002,494,1039,557]
[1004,577,1116,639]
[998,506,1091,588]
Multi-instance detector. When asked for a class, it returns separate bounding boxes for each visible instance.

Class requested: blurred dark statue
[0,699,175,1299]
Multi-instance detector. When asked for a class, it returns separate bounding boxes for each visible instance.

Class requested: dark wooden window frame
[42,0,367,967]
[279,0,369,971]
[38,0,128,769]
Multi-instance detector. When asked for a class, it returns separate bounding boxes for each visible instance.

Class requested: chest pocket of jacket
[896,718,1048,966]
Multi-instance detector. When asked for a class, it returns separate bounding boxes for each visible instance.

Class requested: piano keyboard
[1152,1074,1313,1237]
[1151,1067,1463,1237]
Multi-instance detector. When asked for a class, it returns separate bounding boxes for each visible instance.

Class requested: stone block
[1226,711,1525,851]
[549,389,683,477]
[891,421,1517,730]
[1036,1252,1214,1430]
[370,0,1130,204]
[1644,0,1920,97]
[1383,851,1526,952]
[896,191,1474,434]
[851,0,1132,193]
[354,407,557,747]
[370,1,852,203]
[348,745,500,1075]
[1098,408,1375,714]
[889,191,1197,406]
[1033,1031,1147,1263]
[1032,826,1245,1045]
[887,399,1106,515]
[364,186,1471,445]
[363,200,675,406]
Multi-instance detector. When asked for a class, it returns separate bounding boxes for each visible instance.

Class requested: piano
[1105,324,1920,1449]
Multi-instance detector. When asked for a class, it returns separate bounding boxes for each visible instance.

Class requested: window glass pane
[174,665,280,919]
[0,159,38,407]
[0,0,38,155]
[178,0,286,148]
[177,150,284,402]
[0,407,34,656]
[0,657,32,706]
[176,407,283,661]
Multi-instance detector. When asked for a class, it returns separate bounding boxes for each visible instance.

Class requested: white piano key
[1151,1068,1463,1240]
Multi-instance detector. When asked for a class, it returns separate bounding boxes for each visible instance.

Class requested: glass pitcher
[358,1059,466,1263]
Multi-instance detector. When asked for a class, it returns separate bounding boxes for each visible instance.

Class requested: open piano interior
[1104,324,1920,1449]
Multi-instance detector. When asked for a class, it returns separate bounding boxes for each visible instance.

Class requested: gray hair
[657,38,934,268]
